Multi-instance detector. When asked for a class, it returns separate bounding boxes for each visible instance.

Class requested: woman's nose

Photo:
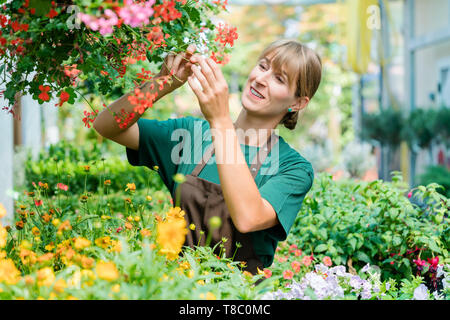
[254,70,270,85]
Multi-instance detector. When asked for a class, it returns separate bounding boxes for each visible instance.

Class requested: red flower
[212,0,228,10]
[55,91,70,107]
[210,50,230,65]
[215,22,238,47]
[0,15,7,28]
[57,183,68,191]
[46,8,58,19]
[11,20,21,32]
[34,199,43,207]
[82,110,99,129]
[153,0,182,23]
[38,85,51,102]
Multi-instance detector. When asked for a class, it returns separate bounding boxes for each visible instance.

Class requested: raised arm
[93,44,197,150]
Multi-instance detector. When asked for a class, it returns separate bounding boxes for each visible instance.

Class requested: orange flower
[125,183,136,192]
[96,261,119,281]
[0,259,21,284]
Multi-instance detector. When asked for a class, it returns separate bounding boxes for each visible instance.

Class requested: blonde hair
[257,39,322,130]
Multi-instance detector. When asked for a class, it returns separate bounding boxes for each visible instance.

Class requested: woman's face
[241,52,298,118]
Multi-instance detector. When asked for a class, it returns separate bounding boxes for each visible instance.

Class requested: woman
[93,39,322,274]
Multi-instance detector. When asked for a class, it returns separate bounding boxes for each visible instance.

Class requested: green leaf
[349,238,357,251]
[355,251,371,263]
[427,240,441,253]
[315,244,328,253]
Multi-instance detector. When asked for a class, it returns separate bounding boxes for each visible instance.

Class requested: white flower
[413,284,429,300]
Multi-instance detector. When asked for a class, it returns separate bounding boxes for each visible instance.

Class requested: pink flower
[427,257,439,268]
[291,261,301,273]
[57,183,68,191]
[407,191,413,198]
[119,0,156,28]
[263,269,272,278]
[289,244,298,253]
[322,256,332,267]
[116,227,123,233]
[302,255,312,267]
[413,258,427,267]
[294,249,302,257]
[283,269,294,280]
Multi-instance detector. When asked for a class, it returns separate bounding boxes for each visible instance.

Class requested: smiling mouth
[250,86,265,99]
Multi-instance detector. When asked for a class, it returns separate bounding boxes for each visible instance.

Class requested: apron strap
[191,128,279,178]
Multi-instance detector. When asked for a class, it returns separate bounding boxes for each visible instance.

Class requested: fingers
[205,57,223,84]
[190,64,211,95]
[190,54,217,89]
[188,73,206,102]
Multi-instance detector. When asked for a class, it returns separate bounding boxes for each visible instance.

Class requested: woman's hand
[188,54,230,125]
[157,44,196,89]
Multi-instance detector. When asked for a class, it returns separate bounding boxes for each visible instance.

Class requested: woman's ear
[292,96,309,112]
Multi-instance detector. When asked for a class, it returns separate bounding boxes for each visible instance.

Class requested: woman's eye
[259,64,266,70]
[276,76,284,83]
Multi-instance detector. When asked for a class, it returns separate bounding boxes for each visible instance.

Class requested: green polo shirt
[126,116,314,268]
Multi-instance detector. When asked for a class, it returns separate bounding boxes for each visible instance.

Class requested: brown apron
[175,129,279,274]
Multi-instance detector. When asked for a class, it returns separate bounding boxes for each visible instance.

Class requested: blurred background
[1,0,450,219]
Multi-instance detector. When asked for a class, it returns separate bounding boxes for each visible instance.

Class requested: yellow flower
[96,261,119,281]
[37,267,55,287]
[31,226,41,236]
[67,270,81,288]
[166,206,185,220]
[127,216,133,222]
[53,278,67,293]
[187,269,195,278]
[0,203,6,218]
[74,237,91,251]
[125,183,136,192]
[197,279,205,285]
[200,292,216,300]
[153,165,159,171]
[146,195,152,201]
[156,216,187,260]
[134,216,140,222]
[45,243,55,252]
[109,240,122,253]
[0,259,21,284]
[0,224,7,249]
[179,261,190,270]
[189,223,195,230]
[52,219,61,227]
[95,236,111,249]
[111,284,120,293]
